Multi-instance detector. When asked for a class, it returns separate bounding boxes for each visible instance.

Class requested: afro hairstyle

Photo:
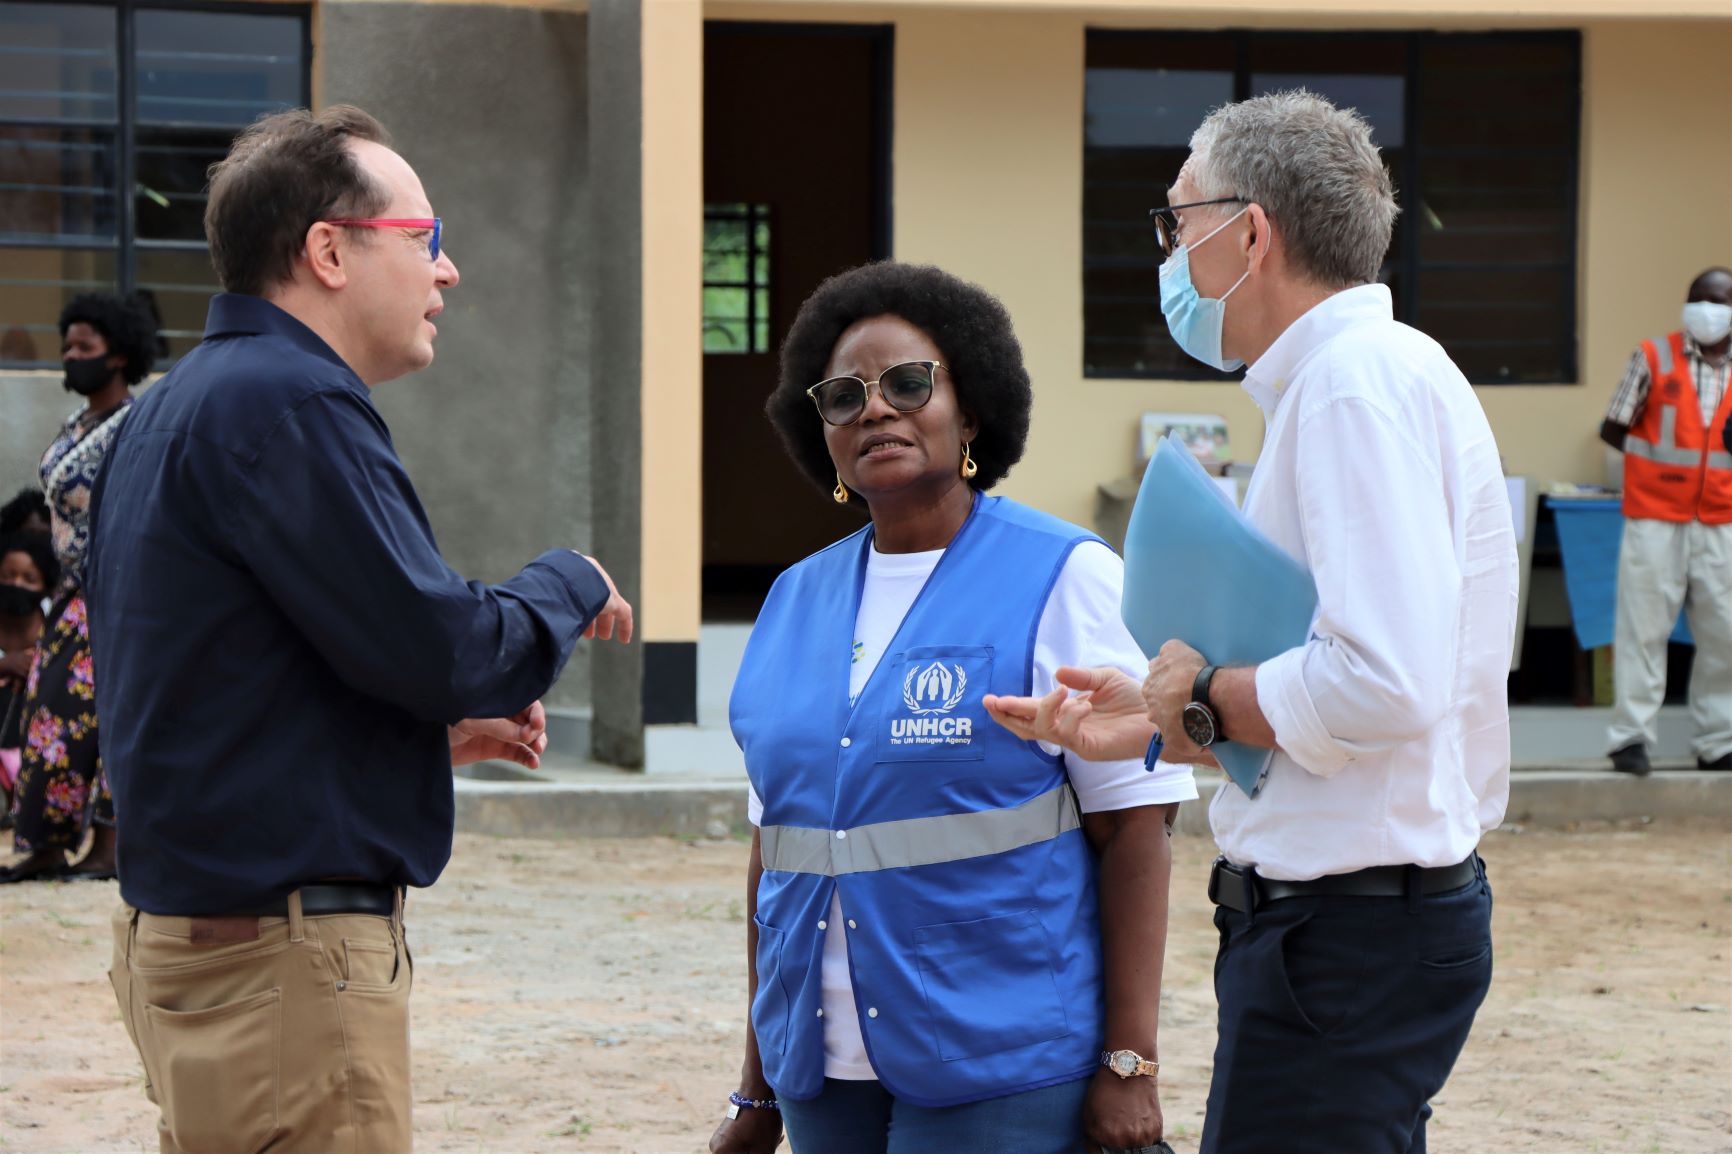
[58,291,161,385]
[767,262,1032,496]
[0,531,60,594]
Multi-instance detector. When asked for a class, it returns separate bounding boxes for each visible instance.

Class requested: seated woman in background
[0,532,59,821]
[2,292,158,883]
[710,263,1195,1154]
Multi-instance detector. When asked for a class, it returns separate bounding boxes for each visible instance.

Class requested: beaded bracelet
[729,1091,780,1111]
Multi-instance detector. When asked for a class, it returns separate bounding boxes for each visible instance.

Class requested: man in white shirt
[989,91,1518,1154]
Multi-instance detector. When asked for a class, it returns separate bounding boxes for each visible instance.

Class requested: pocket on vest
[877,646,993,764]
[914,909,1071,1061]
[751,916,792,1056]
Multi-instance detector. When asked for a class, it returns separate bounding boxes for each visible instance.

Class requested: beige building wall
[710,4,1732,531]
[640,0,705,644]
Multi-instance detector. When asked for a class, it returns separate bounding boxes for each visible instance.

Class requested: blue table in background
[1546,497,1692,651]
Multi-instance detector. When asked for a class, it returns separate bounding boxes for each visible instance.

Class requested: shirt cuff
[531,550,613,625]
[1254,647,1353,779]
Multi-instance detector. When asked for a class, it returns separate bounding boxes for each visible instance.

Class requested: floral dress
[9,401,131,852]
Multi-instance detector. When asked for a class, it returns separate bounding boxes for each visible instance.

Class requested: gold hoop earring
[833,475,849,504]
[960,442,979,480]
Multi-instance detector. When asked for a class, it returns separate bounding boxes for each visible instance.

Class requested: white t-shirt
[746,539,1198,1080]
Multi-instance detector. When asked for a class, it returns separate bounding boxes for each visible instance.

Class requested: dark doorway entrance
[702,21,892,620]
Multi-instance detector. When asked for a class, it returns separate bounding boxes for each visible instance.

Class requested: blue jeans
[777,1076,1091,1154]
[1200,861,1495,1154]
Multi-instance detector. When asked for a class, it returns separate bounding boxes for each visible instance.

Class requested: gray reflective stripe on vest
[1652,337,1674,377]
[1711,450,1732,471]
[759,784,1082,876]
[1626,405,1706,468]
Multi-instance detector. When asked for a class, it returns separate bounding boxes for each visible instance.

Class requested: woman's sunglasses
[806,360,946,427]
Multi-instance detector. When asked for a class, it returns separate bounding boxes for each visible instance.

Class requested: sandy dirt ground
[2,823,1728,1154]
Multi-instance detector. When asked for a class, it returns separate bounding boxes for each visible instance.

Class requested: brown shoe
[1610,743,1651,776]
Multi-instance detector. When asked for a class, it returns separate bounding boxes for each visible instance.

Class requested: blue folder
[1120,433,1319,798]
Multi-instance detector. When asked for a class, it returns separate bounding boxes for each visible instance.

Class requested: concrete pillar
[320,0,597,717]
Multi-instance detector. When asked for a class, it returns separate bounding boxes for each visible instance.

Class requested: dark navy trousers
[1200,860,1493,1154]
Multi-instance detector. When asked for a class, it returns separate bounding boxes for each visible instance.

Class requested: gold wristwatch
[1101,1048,1160,1079]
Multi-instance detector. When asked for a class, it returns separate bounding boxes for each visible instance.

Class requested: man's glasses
[325,217,442,261]
[807,360,946,427]
[1148,198,1246,258]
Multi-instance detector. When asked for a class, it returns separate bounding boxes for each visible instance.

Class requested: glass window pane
[1085,68,1233,149]
[703,203,770,355]
[0,124,118,241]
[704,320,747,354]
[703,285,745,317]
[1083,29,1578,383]
[0,2,118,123]
[1415,33,1578,382]
[0,244,118,368]
[135,9,306,128]
[1247,35,1408,150]
[1083,33,1237,378]
[135,126,230,241]
[135,245,218,363]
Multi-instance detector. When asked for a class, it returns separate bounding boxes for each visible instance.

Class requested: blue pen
[1143,732,1164,772]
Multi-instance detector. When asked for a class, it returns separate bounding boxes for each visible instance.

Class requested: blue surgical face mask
[1159,206,1251,372]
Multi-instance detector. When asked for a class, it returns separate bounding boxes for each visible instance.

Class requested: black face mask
[63,354,115,396]
[0,583,42,621]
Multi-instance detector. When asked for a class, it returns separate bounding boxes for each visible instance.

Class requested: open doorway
[701,21,892,621]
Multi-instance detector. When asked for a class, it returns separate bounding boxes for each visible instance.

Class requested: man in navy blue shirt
[88,106,631,1154]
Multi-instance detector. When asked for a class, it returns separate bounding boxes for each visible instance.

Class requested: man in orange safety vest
[1599,267,1732,776]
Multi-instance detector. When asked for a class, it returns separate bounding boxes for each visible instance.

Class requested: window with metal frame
[703,202,771,355]
[0,0,310,369]
[1083,29,1581,385]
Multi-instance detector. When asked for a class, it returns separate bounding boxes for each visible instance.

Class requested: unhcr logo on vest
[891,661,974,745]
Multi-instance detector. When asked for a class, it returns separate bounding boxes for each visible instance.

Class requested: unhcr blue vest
[731,494,1105,1107]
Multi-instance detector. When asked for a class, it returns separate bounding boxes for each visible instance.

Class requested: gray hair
[1188,90,1398,289]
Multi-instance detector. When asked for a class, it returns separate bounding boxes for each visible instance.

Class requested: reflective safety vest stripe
[758,783,1081,875]
[1622,331,1732,524]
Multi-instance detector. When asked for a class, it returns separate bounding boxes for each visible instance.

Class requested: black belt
[227,883,398,919]
[1208,855,1480,915]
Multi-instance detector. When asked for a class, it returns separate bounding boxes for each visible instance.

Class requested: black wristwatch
[1181,665,1222,748]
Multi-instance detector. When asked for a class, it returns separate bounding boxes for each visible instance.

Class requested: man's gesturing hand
[578,555,633,644]
[449,700,549,769]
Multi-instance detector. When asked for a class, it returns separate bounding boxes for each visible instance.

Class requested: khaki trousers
[1608,517,1732,761]
[109,891,413,1154]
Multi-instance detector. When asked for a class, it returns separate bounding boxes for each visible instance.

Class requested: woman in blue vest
[710,263,1197,1154]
